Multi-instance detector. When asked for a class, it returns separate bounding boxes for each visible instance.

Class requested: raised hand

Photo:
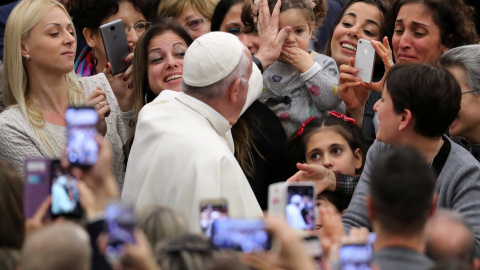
[286,163,336,195]
[255,0,292,70]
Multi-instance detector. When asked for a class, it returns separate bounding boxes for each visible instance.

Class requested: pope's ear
[228,78,242,103]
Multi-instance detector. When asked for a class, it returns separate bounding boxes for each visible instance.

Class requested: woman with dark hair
[210,0,295,210]
[124,20,193,162]
[131,20,193,115]
[322,0,391,145]
[342,64,480,256]
[338,0,478,143]
[71,0,151,113]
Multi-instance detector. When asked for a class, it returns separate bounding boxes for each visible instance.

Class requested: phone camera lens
[110,26,115,31]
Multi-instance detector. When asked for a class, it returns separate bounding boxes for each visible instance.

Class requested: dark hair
[385,63,461,137]
[370,146,436,236]
[390,0,478,49]
[285,115,368,174]
[0,159,24,250]
[132,19,193,116]
[71,0,149,31]
[324,0,392,57]
[211,0,244,31]
[317,191,352,213]
[124,19,193,163]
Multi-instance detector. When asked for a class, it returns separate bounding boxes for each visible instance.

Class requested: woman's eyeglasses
[184,19,206,30]
[125,22,152,35]
[462,89,478,95]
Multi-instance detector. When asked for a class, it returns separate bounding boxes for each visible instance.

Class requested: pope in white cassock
[121,32,263,232]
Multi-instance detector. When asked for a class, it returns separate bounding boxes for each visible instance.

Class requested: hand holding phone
[210,219,272,253]
[100,19,131,75]
[66,107,99,167]
[354,39,375,83]
[105,201,136,263]
[340,244,372,270]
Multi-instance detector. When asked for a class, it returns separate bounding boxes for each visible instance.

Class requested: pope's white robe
[122,66,264,232]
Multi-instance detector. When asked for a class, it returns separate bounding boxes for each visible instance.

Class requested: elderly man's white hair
[22,222,91,270]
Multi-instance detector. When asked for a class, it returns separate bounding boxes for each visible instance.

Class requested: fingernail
[105,63,109,69]
[123,77,127,81]
[125,57,130,62]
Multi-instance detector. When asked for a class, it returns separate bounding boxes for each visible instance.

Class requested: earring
[26,55,30,60]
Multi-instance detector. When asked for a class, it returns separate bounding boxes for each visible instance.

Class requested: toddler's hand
[281,47,314,73]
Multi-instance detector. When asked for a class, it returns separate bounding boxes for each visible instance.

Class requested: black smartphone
[210,219,272,253]
[286,184,315,230]
[339,244,372,270]
[50,160,83,219]
[24,158,53,219]
[199,198,228,237]
[99,19,131,75]
[104,201,136,263]
[66,106,98,167]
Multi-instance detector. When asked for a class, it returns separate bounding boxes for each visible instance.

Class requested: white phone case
[354,39,375,83]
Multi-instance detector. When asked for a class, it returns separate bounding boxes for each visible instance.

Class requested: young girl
[260,0,344,136]
[285,112,368,214]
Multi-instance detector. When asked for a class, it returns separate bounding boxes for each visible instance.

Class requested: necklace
[429,137,443,168]
[42,106,66,121]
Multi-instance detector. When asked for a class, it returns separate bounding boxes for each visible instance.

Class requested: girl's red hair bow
[329,111,356,126]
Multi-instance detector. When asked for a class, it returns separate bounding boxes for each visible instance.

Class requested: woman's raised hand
[85,87,110,136]
[369,36,394,92]
[102,43,135,112]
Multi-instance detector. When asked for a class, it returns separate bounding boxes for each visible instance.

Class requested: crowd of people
[1,0,480,269]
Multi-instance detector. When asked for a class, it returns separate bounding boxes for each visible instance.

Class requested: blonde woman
[0,0,132,189]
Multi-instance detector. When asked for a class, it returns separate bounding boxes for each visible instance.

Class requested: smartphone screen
[24,158,52,219]
[105,202,136,262]
[211,219,271,253]
[50,160,83,218]
[339,244,372,270]
[66,107,98,167]
[286,185,315,230]
[200,199,228,237]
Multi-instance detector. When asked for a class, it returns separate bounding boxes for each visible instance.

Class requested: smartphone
[339,244,372,270]
[99,19,130,75]
[66,106,99,167]
[104,201,136,262]
[211,219,272,253]
[24,158,53,219]
[354,39,375,83]
[286,183,315,230]
[199,199,229,237]
[50,160,83,219]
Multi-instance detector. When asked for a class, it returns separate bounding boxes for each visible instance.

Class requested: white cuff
[300,62,322,81]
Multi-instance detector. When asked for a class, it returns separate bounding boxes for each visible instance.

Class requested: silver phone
[354,39,375,83]
[99,19,130,75]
